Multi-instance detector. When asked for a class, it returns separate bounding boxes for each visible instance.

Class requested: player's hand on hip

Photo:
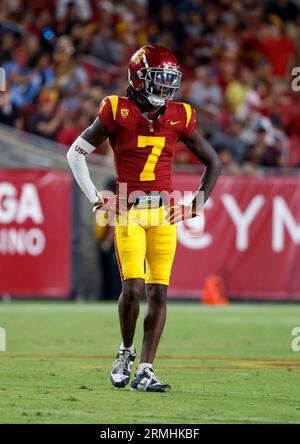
[167,202,201,225]
[92,192,105,212]
[93,192,127,225]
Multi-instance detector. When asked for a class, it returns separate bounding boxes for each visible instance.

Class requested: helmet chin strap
[147,94,166,107]
[136,90,166,109]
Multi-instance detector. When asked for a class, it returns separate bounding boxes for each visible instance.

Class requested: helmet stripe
[108,96,119,120]
[142,52,149,68]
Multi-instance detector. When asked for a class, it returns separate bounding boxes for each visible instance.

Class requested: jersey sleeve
[98,96,119,134]
[181,103,197,138]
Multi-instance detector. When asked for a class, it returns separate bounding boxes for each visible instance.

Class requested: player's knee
[122,280,143,307]
[147,284,167,306]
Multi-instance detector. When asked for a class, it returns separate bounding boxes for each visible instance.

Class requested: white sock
[137,363,152,374]
[120,342,135,354]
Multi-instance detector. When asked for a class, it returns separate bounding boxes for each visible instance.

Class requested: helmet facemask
[137,67,182,107]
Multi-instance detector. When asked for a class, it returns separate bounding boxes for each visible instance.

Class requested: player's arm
[66,117,109,208]
[181,126,221,208]
[168,125,221,224]
[80,117,109,147]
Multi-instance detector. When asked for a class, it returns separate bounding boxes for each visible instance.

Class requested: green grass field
[0,301,300,424]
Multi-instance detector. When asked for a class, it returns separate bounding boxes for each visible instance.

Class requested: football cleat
[131,367,171,392]
[110,348,136,388]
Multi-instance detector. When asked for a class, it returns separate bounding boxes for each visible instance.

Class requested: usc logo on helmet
[133,47,150,64]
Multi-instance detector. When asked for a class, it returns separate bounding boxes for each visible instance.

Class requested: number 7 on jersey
[138,136,166,181]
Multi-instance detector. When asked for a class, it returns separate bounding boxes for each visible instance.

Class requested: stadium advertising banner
[0,169,71,297]
[170,174,300,300]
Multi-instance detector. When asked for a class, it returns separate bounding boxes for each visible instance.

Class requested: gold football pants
[115,205,177,286]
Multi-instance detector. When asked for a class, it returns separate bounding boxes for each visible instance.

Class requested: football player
[67,45,221,392]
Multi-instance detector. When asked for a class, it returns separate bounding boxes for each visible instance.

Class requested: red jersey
[98,95,196,195]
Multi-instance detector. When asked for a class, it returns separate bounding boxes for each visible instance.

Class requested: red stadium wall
[170,174,300,301]
[0,169,72,298]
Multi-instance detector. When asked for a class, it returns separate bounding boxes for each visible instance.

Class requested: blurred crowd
[1,0,300,172]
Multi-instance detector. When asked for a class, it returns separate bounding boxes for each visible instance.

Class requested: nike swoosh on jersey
[170,120,181,125]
